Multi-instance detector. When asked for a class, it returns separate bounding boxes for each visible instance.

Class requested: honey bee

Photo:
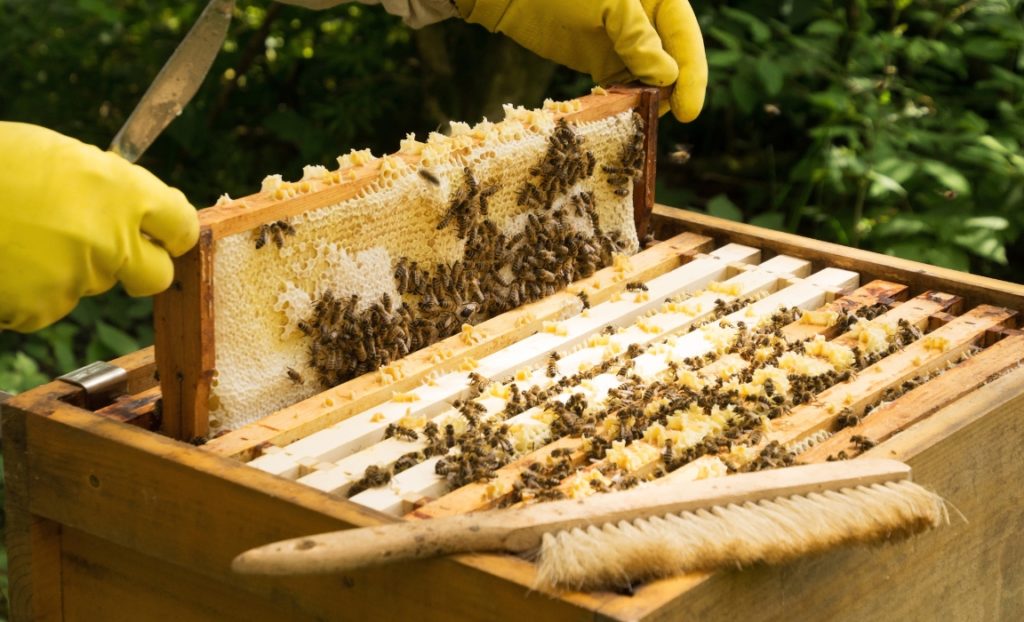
[835,407,860,430]
[478,184,498,216]
[445,423,456,449]
[254,224,269,249]
[668,143,692,165]
[547,352,560,378]
[384,423,418,441]
[625,281,648,292]
[348,465,392,497]
[850,434,876,451]
[286,367,304,385]
[418,168,441,185]
[270,223,285,249]
[394,451,424,474]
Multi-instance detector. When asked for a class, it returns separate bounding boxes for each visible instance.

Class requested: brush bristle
[535,479,947,591]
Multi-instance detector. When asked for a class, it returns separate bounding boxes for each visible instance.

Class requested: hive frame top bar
[154,87,662,442]
[196,87,660,241]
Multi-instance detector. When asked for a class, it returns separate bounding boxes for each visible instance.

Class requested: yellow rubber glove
[0,123,199,333]
[454,0,708,122]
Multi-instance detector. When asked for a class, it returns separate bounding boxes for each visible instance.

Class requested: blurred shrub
[660,0,1024,276]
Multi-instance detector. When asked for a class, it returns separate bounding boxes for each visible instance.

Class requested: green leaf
[805,19,844,37]
[963,216,1010,231]
[883,241,971,272]
[707,49,743,68]
[729,69,760,115]
[76,0,121,25]
[720,7,771,43]
[962,38,1011,62]
[875,158,917,184]
[756,56,784,96]
[873,215,930,238]
[706,194,743,221]
[867,170,907,198]
[952,229,1008,264]
[978,135,1011,154]
[36,323,78,373]
[749,212,786,231]
[706,26,743,51]
[95,321,139,355]
[807,89,849,113]
[920,160,971,196]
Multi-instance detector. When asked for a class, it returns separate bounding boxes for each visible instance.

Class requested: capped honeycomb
[209,103,644,431]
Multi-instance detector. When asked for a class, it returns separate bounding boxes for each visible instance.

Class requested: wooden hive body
[4,88,1024,620]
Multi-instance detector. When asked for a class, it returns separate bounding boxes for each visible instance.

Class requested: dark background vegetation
[0,0,1022,614]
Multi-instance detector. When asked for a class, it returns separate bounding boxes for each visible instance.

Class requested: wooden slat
[584,290,961,482]
[251,243,759,480]
[204,232,712,461]
[798,334,1024,463]
[353,265,856,516]
[107,345,158,396]
[621,85,660,239]
[95,385,161,430]
[153,229,214,441]
[652,204,1024,313]
[767,304,1016,446]
[408,279,904,520]
[781,280,908,342]
[2,395,64,621]
[541,282,915,500]
[61,527,304,622]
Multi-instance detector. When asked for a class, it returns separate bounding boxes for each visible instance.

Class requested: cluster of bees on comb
[348,296,928,505]
[292,116,644,389]
[254,220,296,250]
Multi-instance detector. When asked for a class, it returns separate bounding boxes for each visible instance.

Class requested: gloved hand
[454,0,708,122]
[0,122,199,333]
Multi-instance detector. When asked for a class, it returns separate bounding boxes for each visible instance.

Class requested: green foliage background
[0,0,1022,615]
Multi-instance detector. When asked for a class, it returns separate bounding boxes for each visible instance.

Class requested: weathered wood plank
[61,527,307,622]
[652,204,1024,313]
[621,86,659,239]
[94,385,162,430]
[153,228,214,441]
[2,401,64,621]
[798,333,1024,463]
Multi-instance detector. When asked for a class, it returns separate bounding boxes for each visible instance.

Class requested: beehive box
[4,88,1024,620]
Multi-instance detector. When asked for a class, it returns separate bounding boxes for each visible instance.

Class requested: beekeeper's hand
[453,0,708,122]
[0,122,199,333]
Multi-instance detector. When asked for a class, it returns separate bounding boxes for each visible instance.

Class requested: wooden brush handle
[231,517,507,575]
[232,459,911,575]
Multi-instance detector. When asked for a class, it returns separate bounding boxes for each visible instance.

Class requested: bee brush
[231,459,946,591]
